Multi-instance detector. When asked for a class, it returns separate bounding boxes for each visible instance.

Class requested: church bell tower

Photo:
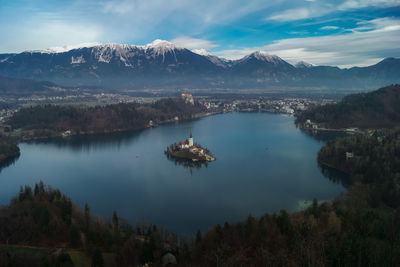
[188,132,193,147]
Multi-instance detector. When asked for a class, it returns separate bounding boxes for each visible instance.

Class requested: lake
[0,113,344,235]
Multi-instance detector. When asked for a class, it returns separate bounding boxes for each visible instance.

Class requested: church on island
[178,133,206,155]
[165,133,215,162]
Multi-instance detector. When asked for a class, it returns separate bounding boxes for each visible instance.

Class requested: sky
[0,0,399,67]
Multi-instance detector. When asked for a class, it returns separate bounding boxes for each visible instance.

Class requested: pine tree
[113,210,119,232]
[84,203,90,232]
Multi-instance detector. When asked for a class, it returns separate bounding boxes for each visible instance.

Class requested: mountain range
[0,39,399,91]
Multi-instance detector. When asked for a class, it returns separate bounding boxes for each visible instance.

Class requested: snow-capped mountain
[192,49,232,68]
[295,61,313,68]
[0,40,399,90]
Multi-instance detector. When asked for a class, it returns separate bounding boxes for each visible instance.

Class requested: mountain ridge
[0,40,399,90]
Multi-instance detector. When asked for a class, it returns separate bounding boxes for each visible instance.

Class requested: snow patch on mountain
[246,51,285,65]
[192,49,231,67]
[141,39,180,50]
[71,55,86,64]
[140,39,183,62]
[192,48,210,56]
[90,44,136,64]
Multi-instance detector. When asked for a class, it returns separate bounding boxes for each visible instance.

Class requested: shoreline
[165,149,215,162]
[297,125,365,134]
[11,111,220,143]
[0,150,20,168]
[317,158,349,175]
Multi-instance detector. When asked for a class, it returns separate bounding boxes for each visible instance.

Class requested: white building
[181,93,195,105]
[346,152,354,160]
[188,133,193,147]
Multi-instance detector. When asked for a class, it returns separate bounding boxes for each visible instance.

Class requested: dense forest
[6,98,207,140]
[318,133,400,208]
[296,84,400,129]
[1,133,400,266]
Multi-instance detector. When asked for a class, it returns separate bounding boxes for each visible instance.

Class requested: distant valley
[0,40,399,92]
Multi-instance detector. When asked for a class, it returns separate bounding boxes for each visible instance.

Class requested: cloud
[102,0,135,15]
[171,36,219,50]
[320,26,339,30]
[338,0,400,10]
[288,30,310,35]
[100,0,276,26]
[1,0,399,57]
[215,17,400,67]
[266,0,400,22]
[267,8,316,22]
[0,20,103,53]
[46,42,102,53]
[353,17,400,32]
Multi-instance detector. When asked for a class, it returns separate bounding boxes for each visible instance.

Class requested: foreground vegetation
[0,181,190,266]
[1,132,400,266]
[6,98,207,140]
[296,84,400,129]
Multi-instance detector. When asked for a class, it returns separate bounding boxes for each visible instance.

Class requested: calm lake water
[0,113,344,235]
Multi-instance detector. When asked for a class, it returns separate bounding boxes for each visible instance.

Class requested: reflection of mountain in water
[23,130,145,153]
[318,162,351,188]
[0,154,20,174]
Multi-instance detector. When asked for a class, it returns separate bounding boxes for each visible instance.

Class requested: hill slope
[296,84,400,129]
[0,75,57,95]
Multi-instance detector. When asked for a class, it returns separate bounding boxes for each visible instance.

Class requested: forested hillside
[0,75,56,95]
[0,181,188,266]
[296,84,400,129]
[7,98,207,139]
[318,133,400,208]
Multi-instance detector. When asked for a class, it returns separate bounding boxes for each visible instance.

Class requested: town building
[181,93,194,105]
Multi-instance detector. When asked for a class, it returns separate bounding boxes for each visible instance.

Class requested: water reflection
[23,129,146,152]
[318,162,351,187]
[0,154,20,174]
[165,153,208,174]
[300,129,349,142]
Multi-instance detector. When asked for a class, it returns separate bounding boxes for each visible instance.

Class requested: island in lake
[165,133,215,162]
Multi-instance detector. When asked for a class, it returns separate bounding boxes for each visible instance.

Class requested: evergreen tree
[195,229,202,245]
[113,210,119,232]
[84,203,90,232]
